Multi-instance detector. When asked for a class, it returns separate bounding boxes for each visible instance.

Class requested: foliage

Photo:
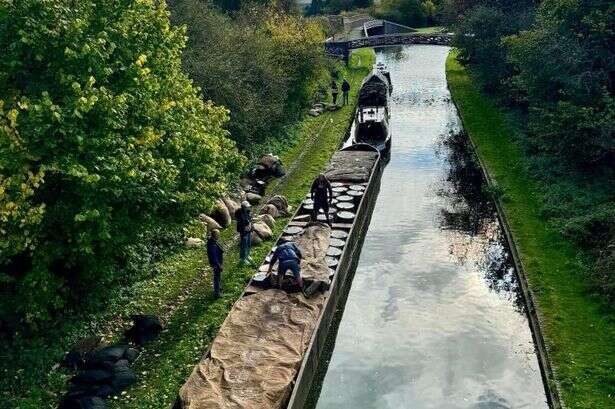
[451,2,534,92]
[449,0,615,302]
[372,0,430,26]
[0,0,242,326]
[447,51,615,407]
[505,0,615,165]
[0,47,373,408]
[170,2,327,151]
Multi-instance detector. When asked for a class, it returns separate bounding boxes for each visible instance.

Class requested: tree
[0,0,242,325]
[505,0,615,165]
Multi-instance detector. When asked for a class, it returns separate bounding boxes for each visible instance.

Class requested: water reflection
[437,131,522,308]
[311,46,547,409]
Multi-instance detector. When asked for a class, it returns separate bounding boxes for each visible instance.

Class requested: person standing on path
[235,201,253,265]
[310,173,333,226]
[268,241,304,289]
[331,79,339,105]
[341,78,350,105]
[206,229,224,298]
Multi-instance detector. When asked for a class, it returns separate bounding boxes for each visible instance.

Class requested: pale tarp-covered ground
[179,225,331,409]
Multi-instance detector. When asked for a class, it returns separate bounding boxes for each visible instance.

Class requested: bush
[171,3,327,150]
[505,0,615,166]
[0,0,242,326]
[373,0,429,27]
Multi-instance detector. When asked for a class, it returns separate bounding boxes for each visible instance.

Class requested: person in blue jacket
[206,229,224,298]
[268,241,304,289]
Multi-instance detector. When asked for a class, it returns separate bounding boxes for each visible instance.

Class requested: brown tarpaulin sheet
[179,225,330,409]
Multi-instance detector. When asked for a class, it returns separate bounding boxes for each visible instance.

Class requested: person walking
[310,173,333,226]
[341,78,350,105]
[235,201,253,265]
[268,241,304,289]
[206,229,224,298]
[330,79,339,105]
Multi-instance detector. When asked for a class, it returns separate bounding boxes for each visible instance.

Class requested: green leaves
[0,0,242,325]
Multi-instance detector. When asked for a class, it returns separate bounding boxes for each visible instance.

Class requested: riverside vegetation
[447,19,614,409]
[0,0,375,401]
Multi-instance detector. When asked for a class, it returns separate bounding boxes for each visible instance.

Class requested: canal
[308,45,548,409]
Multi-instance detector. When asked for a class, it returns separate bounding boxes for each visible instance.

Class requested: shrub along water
[448,0,615,303]
[0,0,243,328]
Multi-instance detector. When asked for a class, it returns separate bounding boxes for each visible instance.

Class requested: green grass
[413,26,445,33]
[2,47,375,409]
[446,50,615,409]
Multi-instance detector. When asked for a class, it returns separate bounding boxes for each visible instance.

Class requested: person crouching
[268,241,303,289]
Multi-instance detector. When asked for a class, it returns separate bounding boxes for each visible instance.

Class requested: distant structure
[324,16,452,62]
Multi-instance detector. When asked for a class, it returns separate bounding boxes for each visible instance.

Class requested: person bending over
[268,241,303,289]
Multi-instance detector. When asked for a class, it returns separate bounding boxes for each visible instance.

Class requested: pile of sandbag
[251,154,285,180]
[59,315,163,409]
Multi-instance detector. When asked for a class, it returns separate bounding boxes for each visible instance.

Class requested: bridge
[324,18,452,62]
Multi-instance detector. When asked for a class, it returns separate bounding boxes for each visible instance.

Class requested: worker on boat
[310,173,333,226]
[341,78,350,105]
[268,241,303,289]
[206,229,224,298]
[331,79,339,105]
[235,201,253,265]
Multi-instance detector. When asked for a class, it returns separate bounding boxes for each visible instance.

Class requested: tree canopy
[0,0,242,324]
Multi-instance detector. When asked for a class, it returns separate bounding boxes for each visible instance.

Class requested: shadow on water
[436,131,524,310]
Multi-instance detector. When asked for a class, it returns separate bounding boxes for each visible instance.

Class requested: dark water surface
[312,46,548,409]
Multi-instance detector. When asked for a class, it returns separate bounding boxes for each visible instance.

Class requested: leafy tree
[373,0,428,26]
[505,0,615,165]
[171,3,326,149]
[452,2,534,92]
[0,0,242,325]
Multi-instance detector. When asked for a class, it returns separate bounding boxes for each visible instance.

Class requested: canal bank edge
[445,50,564,409]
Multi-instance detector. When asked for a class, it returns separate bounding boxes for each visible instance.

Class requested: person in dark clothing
[206,229,224,298]
[310,173,333,226]
[331,80,339,105]
[341,78,350,105]
[268,241,303,289]
[235,201,253,265]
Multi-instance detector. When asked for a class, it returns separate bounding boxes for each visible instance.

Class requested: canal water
[310,46,548,409]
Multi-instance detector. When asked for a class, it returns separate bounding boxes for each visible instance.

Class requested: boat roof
[357,106,388,123]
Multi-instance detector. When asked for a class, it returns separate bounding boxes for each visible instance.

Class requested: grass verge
[3,47,375,409]
[446,50,615,408]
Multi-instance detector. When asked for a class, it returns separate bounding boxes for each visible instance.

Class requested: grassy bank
[2,48,374,409]
[446,50,615,408]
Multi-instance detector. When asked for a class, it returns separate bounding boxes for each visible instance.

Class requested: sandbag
[126,315,162,346]
[62,336,101,370]
[83,345,128,369]
[110,360,137,390]
[251,231,263,246]
[211,199,231,228]
[259,204,278,218]
[259,154,278,169]
[70,369,113,386]
[222,197,240,217]
[255,214,275,229]
[267,195,289,214]
[124,348,139,363]
[252,221,272,240]
[184,237,203,248]
[199,214,221,231]
[245,193,262,205]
